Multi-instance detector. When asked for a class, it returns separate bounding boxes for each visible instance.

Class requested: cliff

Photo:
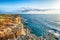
[0,14,57,40]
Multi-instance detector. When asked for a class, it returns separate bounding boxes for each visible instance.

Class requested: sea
[20,14,60,38]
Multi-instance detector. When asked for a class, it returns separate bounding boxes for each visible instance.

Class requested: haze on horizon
[0,0,60,14]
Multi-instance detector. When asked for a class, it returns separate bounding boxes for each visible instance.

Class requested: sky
[0,0,60,12]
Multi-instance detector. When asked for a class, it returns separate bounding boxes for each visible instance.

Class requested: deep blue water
[20,14,60,37]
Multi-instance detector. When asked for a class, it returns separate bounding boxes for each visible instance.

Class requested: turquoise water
[20,14,60,37]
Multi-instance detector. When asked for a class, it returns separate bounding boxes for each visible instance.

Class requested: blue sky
[0,0,60,12]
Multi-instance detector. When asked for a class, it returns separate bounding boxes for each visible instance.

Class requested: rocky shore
[0,14,57,40]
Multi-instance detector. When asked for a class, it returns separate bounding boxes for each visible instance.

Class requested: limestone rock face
[0,14,23,40]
